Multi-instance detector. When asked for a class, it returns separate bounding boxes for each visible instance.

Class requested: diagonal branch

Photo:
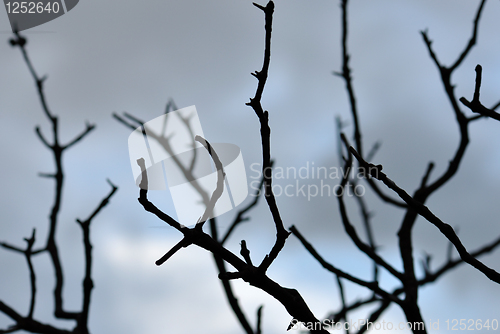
[63,122,95,150]
[450,0,486,72]
[349,146,500,284]
[419,233,500,286]
[337,134,403,281]
[0,300,73,334]
[289,225,400,304]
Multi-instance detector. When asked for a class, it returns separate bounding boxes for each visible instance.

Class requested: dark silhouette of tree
[4,1,499,334]
[290,0,500,333]
[0,32,117,334]
[118,1,500,334]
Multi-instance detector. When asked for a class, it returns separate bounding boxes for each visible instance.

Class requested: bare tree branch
[350,146,500,284]
[289,225,400,304]
[136,147,330,333]
[460,65,500,121]
[3,31,117,334]
[246,1,291,273]
[336,0,406,208]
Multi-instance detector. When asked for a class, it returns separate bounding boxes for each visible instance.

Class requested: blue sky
[2,1,500,333]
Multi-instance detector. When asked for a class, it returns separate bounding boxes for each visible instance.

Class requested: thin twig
[24,229,36,319]
[336,0,405,208]
[246,1,290,273]
[460,65,500,121]
[75,180,117,332]
[137,152,330,333]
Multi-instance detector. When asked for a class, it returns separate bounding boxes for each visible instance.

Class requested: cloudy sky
[2,0,500,333]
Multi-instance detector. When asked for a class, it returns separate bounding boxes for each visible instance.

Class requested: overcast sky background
[2,0,500,333]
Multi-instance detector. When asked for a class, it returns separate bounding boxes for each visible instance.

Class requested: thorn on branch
[36,75,47,90]
[240,240,253,266]
[9,36,26,47]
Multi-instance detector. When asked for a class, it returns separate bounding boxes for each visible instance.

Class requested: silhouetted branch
[136,146,330,333]
[336,0,405,208]
[246,1,291,273]
[449,0,486,72]
[75,180,117,333]
[24,229,36,319]
[336,135,403,281]
[335,120,379,283]
[0,243,24,253]
[112,112,139,131]
[289,226,399,304]
[325,295,381,324]
[418,233,500,285]
[9,32,51,121]
[240,240,253,266]
[2,32,116,334]
[194,135,225,228]
[137,158,185,232]
[34,126,51,149]
[255,305,263,334]
[63,122,95,150]
[419,162,435,190]
[334,276,349,334]
[349,146,500,284]
[155,238,190,266]
[0,301,73,334]
[326,229,500,334]
[355,300,391,334]
[460,65,500,121]
[117,102,256,334]
[419,1,487,196]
